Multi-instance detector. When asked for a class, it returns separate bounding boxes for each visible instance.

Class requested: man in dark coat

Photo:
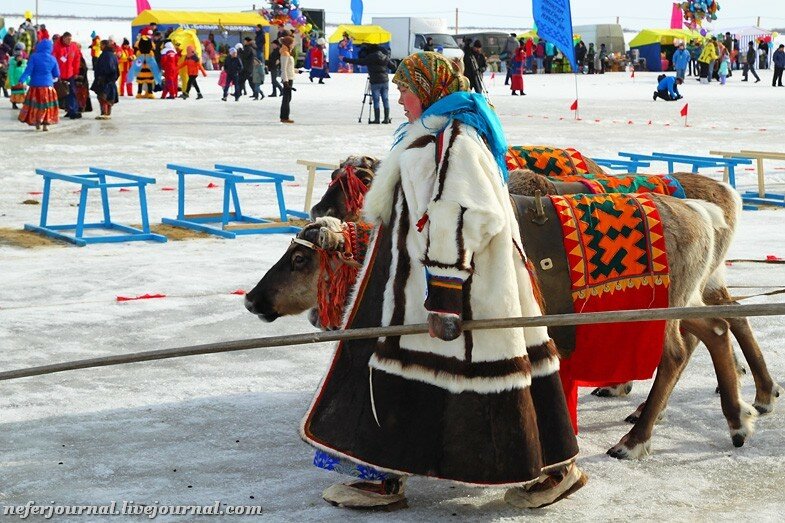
[93,40,119,119]
[343,43,392,124]
[461,37,483,93]
[255,24,266,61]
[267,39,283,97]
[240,37,256,96]
[773,44,785,87]
[2,28,16,53]
[503,33,518,84]
[743,41,761,83]
[575,40,587,72]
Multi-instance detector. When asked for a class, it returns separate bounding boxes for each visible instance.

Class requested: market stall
[630,28,703,71]
[131,10,270,56]
[327,24,391,73]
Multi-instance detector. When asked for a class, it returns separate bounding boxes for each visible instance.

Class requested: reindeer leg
[727,315,782,414]
[624,332,699,424]
[608,322,687,459]
[703,287,780,410]
[682,317,758,448]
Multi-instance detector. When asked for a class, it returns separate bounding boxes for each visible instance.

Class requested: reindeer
[245,158,781,458]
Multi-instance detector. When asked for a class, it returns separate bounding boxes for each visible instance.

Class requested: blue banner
[532,0,577,72]
[351,0,363,26]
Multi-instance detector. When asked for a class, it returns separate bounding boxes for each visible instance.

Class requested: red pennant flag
[490,72,496,80]
[680,103,689,117]
[766,255,783,262]
[570,99,578,111]
[206,182,220,189]
[630,69,635,79]
[230,289,247,295]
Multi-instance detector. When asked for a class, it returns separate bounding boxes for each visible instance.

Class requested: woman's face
[398,86,423,123]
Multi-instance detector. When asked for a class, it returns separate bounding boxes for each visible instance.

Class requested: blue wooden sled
[24,168,167,247]
[161,164,304,238]
[592,158,651,173]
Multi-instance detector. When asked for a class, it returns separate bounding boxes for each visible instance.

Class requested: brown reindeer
[245,163,780,458]
[510,170,782,415]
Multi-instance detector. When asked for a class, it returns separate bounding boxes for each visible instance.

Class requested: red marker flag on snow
[570,99,578,111]
[680,103,689,117]
[116,293,167,302]
[630,69,635,79]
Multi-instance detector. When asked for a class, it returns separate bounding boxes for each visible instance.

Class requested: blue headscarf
[420,92,510,183]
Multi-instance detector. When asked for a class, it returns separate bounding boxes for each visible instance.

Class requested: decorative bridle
[328,165,370,218]
[291,221,372,330]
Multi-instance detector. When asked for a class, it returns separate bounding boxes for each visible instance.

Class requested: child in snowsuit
[160,43,179,99]
[718,55,730,85]
[251,55,266,100]
[221,47,242,101]
[9,44,27,109]
[180,46,207,99]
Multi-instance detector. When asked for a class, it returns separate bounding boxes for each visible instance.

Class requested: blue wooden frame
[161,164,303,238]
[617,152,752,186]
[591,158,652,173]
[24,168,167,247]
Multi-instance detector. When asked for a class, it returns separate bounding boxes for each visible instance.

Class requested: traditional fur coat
[301,115,578,486]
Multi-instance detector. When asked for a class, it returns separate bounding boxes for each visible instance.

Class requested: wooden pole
[455,8,459,35]
[757,16,761,28]
[2,303,785,382]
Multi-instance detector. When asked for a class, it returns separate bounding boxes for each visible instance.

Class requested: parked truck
[371,16,463,67]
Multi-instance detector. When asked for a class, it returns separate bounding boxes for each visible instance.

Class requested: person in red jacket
[510,40,527,95]
[37,25,50,42]
[524,37,534,72]
[308,38,328,84]
[179,46,207,99]
[52,32,82,119]
[159,42,179,99]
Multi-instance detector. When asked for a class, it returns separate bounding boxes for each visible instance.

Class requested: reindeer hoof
[729,401,758,448]
[607,438,651,460]
[753,384,783,415]
[591,382,633,398]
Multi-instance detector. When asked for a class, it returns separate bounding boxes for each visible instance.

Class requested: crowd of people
[661,33,784,88]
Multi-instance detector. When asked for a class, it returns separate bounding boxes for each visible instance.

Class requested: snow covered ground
[1,70,784,521]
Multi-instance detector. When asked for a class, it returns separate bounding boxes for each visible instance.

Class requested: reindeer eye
[292,253,306,268]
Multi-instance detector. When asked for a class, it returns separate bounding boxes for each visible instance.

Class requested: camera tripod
[358,77,374,124]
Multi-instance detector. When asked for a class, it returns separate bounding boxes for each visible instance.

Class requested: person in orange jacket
[116,38,136,96]
[159,42,180,99]
[180,46,207,99]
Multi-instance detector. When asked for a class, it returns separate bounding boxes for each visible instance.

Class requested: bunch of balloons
[757,33,779,49]
[681,1,720,31]
[260,0,313,34]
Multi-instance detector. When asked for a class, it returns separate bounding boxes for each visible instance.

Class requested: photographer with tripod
[343,43,392,124]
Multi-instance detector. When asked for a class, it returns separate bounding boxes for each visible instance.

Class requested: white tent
[719,26,774,67]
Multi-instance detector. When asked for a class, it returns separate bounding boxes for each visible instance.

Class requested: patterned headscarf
[392,52,470,109]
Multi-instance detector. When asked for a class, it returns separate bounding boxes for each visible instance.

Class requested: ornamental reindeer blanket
[515,193,671,430]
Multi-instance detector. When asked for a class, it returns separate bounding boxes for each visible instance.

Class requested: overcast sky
[2,0,784,29]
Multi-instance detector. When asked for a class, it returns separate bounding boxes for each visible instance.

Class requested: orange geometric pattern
[505,146,592,176]
[550,193,670,301]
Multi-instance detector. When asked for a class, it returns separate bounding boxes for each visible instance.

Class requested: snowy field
[1,69,785,522]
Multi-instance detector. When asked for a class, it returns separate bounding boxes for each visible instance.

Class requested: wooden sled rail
[2,303,785,383]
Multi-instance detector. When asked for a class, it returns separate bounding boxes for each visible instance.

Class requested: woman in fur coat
[301,51,586,511]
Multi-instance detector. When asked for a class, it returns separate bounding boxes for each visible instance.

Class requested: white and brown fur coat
[362,115,559,394]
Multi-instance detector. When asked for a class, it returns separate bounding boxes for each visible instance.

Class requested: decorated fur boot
[504,462,587,509]
[322,477,407,510]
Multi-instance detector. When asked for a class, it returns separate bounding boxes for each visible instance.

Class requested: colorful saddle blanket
[506,146,594,176]
[554,173,686,198]
[550,193,670,430]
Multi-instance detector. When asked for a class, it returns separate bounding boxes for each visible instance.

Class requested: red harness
[329,165,369,219]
